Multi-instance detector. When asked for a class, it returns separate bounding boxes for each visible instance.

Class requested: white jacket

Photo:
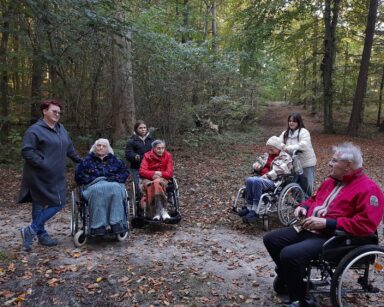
[279,128,316,168]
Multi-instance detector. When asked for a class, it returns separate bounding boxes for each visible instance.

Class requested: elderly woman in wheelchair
[263,142,384,307]
[74,138,129,237]
[238,136,293,222]
[138,139,177,222]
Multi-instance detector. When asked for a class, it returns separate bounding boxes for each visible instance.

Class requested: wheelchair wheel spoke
[277,183,304,226]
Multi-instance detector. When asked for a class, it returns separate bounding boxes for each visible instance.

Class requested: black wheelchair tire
[330,244,384,307]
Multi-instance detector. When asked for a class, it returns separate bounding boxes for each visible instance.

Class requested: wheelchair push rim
[277,182,305,226]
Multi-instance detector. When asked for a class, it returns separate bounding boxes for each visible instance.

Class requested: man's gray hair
[152,139,166,148]
[332,142,363,169]
[90,138,114,154]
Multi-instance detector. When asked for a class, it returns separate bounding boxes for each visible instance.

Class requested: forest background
[1,0,384,164]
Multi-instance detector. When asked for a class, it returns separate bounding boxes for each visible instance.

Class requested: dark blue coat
[125,134,153,170]
[75,153,129,186]
[18,119,81,207]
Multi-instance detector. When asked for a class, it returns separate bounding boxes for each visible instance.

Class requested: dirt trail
[0,102,383,306]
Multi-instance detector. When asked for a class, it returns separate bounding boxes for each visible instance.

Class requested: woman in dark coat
[125,120,153,193]
[19,99,81,252]
[75,138,129,235]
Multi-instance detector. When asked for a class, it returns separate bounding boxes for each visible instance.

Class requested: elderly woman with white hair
[139,139,173,221]
[75,138,129,235]
[240,136,293,222]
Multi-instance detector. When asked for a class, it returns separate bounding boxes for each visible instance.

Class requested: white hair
[151,139,166,148]
[332,142,363,169]
[90,138,114,154]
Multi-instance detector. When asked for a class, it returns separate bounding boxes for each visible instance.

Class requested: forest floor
[0,102,384,307]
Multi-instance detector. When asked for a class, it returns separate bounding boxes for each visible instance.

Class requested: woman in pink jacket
[139,140,173,221]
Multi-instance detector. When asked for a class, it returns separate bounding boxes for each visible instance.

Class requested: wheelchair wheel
[74,230,87,247]
[277,183,304,226]
[116,232,129,241]
[330,244,384,307]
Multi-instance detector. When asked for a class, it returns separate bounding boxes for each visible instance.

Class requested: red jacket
[302,168,384,236]
[139,149,173,180]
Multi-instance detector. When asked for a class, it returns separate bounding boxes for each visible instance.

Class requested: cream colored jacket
[254,151,293,181]
[278,128,316,168]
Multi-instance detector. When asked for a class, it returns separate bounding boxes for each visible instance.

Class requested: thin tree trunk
[211,0,218,52]
[310,10,319,115]
[347,0,378,136]
[376,65,384,127]
[0,6,10,138]
[322,0,339,134]
[181,0,189,43]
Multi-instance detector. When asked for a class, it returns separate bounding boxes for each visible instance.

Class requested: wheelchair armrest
[321,230,379,263]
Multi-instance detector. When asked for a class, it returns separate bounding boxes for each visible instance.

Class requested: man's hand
[294,206,307,220]
[301,217,326,231]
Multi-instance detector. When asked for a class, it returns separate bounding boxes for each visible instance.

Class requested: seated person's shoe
[111,223,127,234]
[20,226,36,252]
[285,301,300,307]
[90,226,106,236]
[273,275,288,295]
[161,209,171,221]
[237,206,249,217]
[153,214,161,221]
[244,210,259,222]
[38,233,58,246]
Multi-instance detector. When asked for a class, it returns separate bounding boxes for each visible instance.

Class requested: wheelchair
[129,177,181,227]
[232,174,305,231]
[274,230,384,307]
[70,186,131,247]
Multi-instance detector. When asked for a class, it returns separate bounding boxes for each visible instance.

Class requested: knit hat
[266,136,282,150]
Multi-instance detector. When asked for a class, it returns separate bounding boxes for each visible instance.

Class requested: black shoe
[90,226,106,236]
[237,206,249,217]
[273,275,288,295]
[111,223,127,234]
[38,233,58,246]
[244,210,259,222]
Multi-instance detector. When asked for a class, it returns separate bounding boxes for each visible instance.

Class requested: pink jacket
[139,149,173,181]
[302,168,384,236]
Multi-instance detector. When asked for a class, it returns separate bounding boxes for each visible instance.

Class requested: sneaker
[38,233,58,246]
[153,214,161,221]
[244,210,259,222]
[20,226,36,252]
[90,226,106,236]
[237,206,249,217]
[286,301,300,307]
[161,209,171,221]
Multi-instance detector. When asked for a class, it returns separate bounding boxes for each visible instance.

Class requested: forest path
[0,102,383,306]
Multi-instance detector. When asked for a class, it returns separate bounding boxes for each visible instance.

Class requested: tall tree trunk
[111,7,136,143]
[181,0,189,43]
[321,0,339,133]
[310,11,319,115]
[0,6,10,139]
[347,0,378,136]
[376,65,384,127]
[211,0,218,52]
[341,43,349,105]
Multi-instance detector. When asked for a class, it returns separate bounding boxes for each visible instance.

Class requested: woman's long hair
[283,112,305,144]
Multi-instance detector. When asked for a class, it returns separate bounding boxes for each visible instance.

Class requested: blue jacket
[75,152,129,186]
[18,119,81,206]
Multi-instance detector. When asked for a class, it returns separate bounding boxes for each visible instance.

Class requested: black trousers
[263,227,330,301]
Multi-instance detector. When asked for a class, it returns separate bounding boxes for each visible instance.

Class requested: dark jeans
[263,227,329,301]
[31,202,64,236]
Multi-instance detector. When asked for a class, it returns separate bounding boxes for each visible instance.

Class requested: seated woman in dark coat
[75,138,129,235]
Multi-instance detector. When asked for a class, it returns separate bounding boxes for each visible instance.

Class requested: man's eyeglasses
[330,158,349,164]
[51,110,62,115]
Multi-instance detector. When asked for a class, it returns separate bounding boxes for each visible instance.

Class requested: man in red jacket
[263,142,384,307]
